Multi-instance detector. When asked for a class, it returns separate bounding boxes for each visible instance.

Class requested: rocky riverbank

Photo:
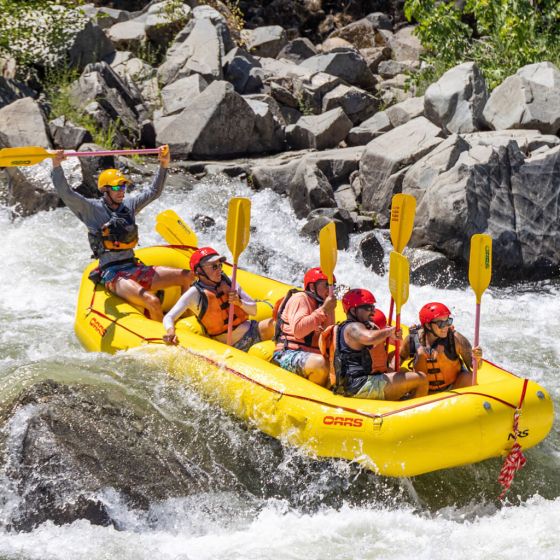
[1,0,559,281]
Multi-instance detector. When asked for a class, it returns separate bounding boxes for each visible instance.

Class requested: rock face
[286,108,353,150]
[483,62,560,135]
[0,97,51,148]
[424,62,488,134]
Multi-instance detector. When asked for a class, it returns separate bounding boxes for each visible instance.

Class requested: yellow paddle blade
[469,233,492,304]
[319,222,337,284]
[226,197,251,262]
[0,146,52,167]
[155,209,198,247]
[390,193,416,253]
[388,251,410,313]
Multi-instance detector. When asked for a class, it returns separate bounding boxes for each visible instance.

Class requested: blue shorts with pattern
[351,375,388,400]
[233,320,262,352]
[272,349,313,378]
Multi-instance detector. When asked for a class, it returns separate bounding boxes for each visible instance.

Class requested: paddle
[156,209,198,247]
[387,194,416,327]
[0,146,163,167]
[319,221,338,324]
[468,233,492,385]
[388,251,410,371]
[225,197,251,346]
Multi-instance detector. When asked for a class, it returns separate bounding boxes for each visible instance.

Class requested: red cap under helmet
[303,267,335,289]
[419,302,451,325]
[189,247,225,271]
[342,288,376,314]
[372,308,387,329]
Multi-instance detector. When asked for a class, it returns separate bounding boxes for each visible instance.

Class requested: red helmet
[189,247,224,271]
[372,308,387,329]
[419,302,451,325]
[342,288,376,313]
[303,267,335,289]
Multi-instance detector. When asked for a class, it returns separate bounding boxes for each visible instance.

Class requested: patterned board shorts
[272,349,313,378]
[351,374,388,400]
[100,261,156,293]
[233,320,262,352]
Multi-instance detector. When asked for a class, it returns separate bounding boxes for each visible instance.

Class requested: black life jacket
[88,202,138,259]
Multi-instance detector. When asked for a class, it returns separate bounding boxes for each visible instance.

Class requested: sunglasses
[431,317,453,328]
[107,184,128,191]
[358,304,375,312]
[203,262,223,271]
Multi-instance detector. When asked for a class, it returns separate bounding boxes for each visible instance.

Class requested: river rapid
[0,173,559,559]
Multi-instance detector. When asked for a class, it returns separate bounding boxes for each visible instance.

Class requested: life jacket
[273,289,322,352]
[409,327,464,392]
[319,320,389,394]
[193,275,248,337]
[88,202,138,259]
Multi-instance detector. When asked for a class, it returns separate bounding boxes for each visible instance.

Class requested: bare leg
[453,370,474,389]
[257,318,275,341]
[112,277,164,321]
[303,354,329,387]
[151,267,194,293]
[383,370,429,400]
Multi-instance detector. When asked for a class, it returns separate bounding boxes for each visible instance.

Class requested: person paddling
[400,302,483,392]
[50,147,194,321]
[162,247,273,351]
[319,289,428,400]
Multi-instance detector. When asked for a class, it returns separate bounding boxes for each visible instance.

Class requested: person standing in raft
[319,289,429,400]
[272,267,337,387]
[162,247,273,351]
[400,302,483,392]
[50,147,194,321]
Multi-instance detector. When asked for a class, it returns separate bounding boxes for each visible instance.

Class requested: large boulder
[385,96,425,128]
[322,84,378,125]
[288,161,337,219]
[424,62,488,134]
[347,111,392,145]
[299,49,376,90]
[223,48,264,94]
[0,97,51,148]
[160,74,208,116]
[244,96,286,154]
[286,108,353,150]
[244,25,287,58]
[145,0,192,46]
[156,81,257,158]
[483,62,560,135]
[359,116,443,215]
[277,38,317,64]
[328,13,393,49]
[106,18,147,51]
[0,78,36,110]
[68,21,116,70]
[49,116,92,150]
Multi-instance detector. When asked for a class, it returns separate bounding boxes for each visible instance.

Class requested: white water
[0,173,559,559]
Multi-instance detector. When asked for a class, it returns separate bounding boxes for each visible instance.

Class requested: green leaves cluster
[404,0,560,89]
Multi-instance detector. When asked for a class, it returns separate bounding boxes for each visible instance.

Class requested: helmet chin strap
[305,283,324,304]
[196,266,221,287]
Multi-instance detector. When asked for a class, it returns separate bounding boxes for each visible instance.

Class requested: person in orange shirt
[272,267,337,386]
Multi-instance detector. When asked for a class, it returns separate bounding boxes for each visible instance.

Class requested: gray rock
[359,232,385,274]
[293,71,341,114]
[68,21,116,70]
[334,184,358,212]
[223,48,264,94]
[106,19,147,50]
[244,96,285,154]
[301,216,350,250]
[360,116,443,214]
[288,162,337,218]
[425,62,488,134]
[277,38,317,64]
[461,129,560,153]
[347,111,392,146]
[388,26,423,62]
[156,81,256,158]
[49,116,92,150]
[110,55,160,112]
[378,59,417,79]
[245,25,288,58]
[299,49,376,91]
[404,247,461,288]
[0,77,36,110]
[91,6,131,29]
[270,81,299,108]
[250,158,301,195]
[385,96,425,127]
[161,74,208,116]
[322,83,378,125]
[0,97,51,148]
[483,61,560,135]
[328,13,392,50]
[360,46,391,73]
[279,105,302,125]
[286,108,353,150]
[145,0,192,46]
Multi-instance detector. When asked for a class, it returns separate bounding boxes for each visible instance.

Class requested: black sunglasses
[358,304,375,312]
[431,317,453,328]
[204,262,223,271]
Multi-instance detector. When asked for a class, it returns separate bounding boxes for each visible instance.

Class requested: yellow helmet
[97,168,130,190]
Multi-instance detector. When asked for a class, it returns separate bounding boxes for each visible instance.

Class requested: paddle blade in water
[469,233,492,303]
[226,197,251,262]
[156,209,198,247]
[390,194,416,253]
[319,222,337,285]
[389,251,410,312]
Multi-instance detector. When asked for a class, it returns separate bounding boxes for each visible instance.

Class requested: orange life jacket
[274,290,322,352]
[319,321,389,392]
[409,328,464,392]
[193,277,248,337]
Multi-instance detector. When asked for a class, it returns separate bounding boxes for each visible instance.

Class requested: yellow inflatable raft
[75,245,554,477]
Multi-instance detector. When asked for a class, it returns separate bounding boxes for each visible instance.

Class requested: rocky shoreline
[1,0,559,282]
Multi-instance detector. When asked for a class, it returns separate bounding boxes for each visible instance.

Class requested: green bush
[404,0,560,90]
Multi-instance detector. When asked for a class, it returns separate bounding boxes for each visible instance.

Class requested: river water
[0,173,558,559]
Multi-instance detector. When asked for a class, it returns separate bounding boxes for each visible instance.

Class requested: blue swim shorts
[272,349,313,378]
[234,320,262,352]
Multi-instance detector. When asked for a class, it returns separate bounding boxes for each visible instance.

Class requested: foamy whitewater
[0,174,558,559]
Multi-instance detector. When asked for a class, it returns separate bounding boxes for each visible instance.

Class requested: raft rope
[497,377,529,500]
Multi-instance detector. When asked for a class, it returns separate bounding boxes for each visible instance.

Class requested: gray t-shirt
[51,165,167,267]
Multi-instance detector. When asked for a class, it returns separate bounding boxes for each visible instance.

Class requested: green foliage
[404,0,560,89]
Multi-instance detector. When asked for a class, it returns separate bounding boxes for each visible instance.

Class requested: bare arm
[399,335,411,360]
[454,331,482,369]
[345,323,395,348]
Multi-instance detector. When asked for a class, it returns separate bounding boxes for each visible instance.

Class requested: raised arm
[129,145,170,214]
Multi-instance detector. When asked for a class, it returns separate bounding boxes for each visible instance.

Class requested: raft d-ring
[372,416,383,431]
